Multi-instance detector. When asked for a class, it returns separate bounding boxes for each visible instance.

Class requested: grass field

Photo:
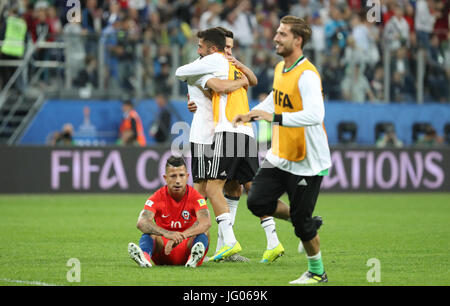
[0,193,448,286]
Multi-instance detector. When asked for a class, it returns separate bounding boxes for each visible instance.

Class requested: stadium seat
[337,121,357,145]
[412,122,432,143]
[444,123,450,145]
[375,122,395,141]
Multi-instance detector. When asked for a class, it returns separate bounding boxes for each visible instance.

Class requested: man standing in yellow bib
[0,8,27,89]
[233,16,331,284]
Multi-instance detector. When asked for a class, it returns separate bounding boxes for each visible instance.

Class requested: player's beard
[199,47,213,59]
[275,41,294,57]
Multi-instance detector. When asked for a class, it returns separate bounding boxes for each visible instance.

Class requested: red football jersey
[143,185,208,232]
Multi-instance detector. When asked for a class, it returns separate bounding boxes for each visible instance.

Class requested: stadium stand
[337,121,357,145]
[445,123,450,145]
[0,0,449,146]
[375,121,395,141]
[412,122,432,143]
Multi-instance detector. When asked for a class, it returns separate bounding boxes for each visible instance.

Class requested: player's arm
[278,71,324,127]
[236,72,325,127]
[205,74,249,94]
[136,210,185,244]
[175,57,219,81]
[182,208,211,238]
[227,56,258,87]
[232,91,274,126]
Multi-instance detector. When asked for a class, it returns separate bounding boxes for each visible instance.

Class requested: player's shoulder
[299,67,322,84]
[144,188,165,211]
[201,52,227,65]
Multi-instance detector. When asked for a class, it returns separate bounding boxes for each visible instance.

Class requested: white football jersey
[176,58,215,144]
[187,82,215,144]
[176,53,254,139]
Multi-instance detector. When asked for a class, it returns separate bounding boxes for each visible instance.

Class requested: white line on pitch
[0,278,61,286]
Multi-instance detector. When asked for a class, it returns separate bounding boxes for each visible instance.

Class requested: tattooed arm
[182,209,212,238]
[164,208,212,255]
[136,210,185,244]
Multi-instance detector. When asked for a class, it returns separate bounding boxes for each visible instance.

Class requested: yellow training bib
[272,59,323,161]
[211,55,250,127]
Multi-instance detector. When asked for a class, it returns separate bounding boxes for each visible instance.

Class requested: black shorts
[190,142,213,183]
[206,132,259,184]
[247,160,323,242]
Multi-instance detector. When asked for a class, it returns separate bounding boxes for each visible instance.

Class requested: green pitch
[0,193,448,286]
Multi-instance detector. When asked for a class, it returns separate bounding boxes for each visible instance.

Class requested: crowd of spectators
[1,0,449,103]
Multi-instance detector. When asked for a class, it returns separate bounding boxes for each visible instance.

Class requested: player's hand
[232,110,273,127]
[187,101,197,113]
[187,94,197,113]
[240,74,249,89]
[232,113,251,127]
[248,110,273,122]
[164,239,176,255]
[165,231,185,245]
[226,56,243,70]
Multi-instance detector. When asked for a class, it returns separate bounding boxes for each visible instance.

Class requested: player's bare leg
[269,199,291,221]
[224,180,242,196]
[206,179,229,216]
[302,234,320,256]
[194,180,207,199]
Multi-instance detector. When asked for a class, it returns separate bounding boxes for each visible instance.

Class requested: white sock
[215,227,224,253]
[216,213,237,247]
[261,217,280,250]
[307,251,322,261]
[225,196,239,226]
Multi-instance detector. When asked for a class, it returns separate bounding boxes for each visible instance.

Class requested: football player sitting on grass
[128,156,211,268]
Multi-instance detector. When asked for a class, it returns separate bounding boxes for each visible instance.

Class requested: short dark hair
[280,15,312,48]
[165,156,187,170]
[215,26,233,39]
[197,28,226,51]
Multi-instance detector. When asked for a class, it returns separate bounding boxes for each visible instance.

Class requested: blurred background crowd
[1,0,449,103]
